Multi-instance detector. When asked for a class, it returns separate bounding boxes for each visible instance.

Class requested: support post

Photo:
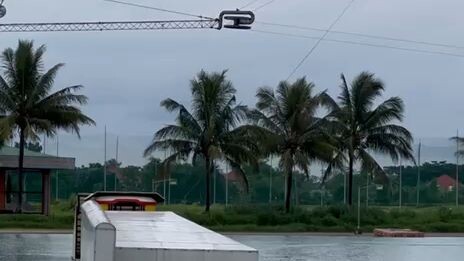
[42,170,51,216]
[357,186,361,232]
[0,170,5,210]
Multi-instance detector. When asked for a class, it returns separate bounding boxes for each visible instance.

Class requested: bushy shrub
[427,222,464,232]
[321,216,339,226]
[328,205,349,219]
[389,208,416,219]
[438,207,453,222]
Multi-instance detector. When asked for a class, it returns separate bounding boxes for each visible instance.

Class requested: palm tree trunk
[17,127,25,213]
[205,155,211,212]
[348,152,354,206]
[285,169,293,213]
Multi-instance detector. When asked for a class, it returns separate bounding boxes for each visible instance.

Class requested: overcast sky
[1,0,464,166]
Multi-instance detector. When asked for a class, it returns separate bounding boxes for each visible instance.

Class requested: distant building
[0,146,75,215]
[436,175,458,191]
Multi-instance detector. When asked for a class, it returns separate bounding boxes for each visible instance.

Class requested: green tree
[249,78,335,213]
[324,72,414,206]
[0,40,95,212]
[14,141,42,152]
[144,70,259,212]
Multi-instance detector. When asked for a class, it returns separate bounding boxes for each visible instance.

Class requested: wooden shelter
[0,146,75,215]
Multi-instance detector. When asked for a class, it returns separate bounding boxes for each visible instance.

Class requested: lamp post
[356,184,382,234]
[269,156,273,204]
[399,157,403,208]
[225,165,229,207]
[416,141,421,207]
[456,130,459,207]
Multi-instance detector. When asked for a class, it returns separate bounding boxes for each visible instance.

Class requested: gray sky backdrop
[1,0,464,167]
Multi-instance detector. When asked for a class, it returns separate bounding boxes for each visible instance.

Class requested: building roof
[436,175,456,190]
[0,146,52,157]
[0,146,75,170]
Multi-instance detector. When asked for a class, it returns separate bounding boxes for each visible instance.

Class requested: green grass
[0,203,74,229]
[2,202,464,233]
[158,204,464,233]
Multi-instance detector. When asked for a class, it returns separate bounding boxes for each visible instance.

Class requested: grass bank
[2,202,464,233]
[158,204,464,233]
[0,202,74,230]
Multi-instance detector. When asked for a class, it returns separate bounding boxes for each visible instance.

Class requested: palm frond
[363,97,404,129]
[358,149,388,183]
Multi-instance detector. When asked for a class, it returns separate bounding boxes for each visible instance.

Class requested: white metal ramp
[77,200,258,261]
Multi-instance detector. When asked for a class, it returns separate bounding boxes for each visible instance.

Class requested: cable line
[251,29,464,58]
[253,0,277,12]
[287,0,355,80]
[240,0,261,10]
[104,0,214,20]
[257,21,464,50]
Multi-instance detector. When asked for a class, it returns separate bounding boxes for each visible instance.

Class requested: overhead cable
[251,29,464,58]
[240,0,261,10]
[257,21,464,50]
[253,0,277,12]
[287,0,355,80]
[104,0,214,20]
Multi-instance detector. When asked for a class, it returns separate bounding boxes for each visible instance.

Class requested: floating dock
[374,228,425,238]
[75,196,258,261]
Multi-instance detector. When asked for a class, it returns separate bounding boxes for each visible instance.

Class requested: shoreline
[1,229,464,237]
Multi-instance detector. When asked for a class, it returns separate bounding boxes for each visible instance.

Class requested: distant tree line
[51,159,463,206]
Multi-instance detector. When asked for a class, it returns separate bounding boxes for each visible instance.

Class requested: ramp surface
[105,211,257,261]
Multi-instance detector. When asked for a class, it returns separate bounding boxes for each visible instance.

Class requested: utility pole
[168,169,171,205]
[456,130,460,207]
[320,166,324,207]
[357,186,361,232]
[343,171,347,205]
[269,156,273,204]
[399,157,402,208]
[213,166,216,205]
[43,134,46,154]
[115,136,119,191]
[366,173,369,208]
[294,173,298,206]
[225,165,229,207]
[163,150,167,205]
[416,141,421,207]
[103,126,107,191]
[55,134,59,201]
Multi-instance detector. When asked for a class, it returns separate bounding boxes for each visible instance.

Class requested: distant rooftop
[0,146,75,170]
[0,146,53,157]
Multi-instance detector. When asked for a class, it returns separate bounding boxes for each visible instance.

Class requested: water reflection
[0,234,71,261]
[229,235,464,261]
[0,234,463,261]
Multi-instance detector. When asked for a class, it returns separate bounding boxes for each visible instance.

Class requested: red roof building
[436,175,457,191]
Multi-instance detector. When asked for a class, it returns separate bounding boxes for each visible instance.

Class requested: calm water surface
[0,234,463,261]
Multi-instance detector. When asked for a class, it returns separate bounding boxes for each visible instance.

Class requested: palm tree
[144,70,260,212]
[249,78,335,213]
[324,72,414,206]
[0,40,95,212]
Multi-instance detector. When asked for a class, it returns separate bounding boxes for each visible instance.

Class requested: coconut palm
[323,72,414,206]
[0,40,95,212]
[249,78,336,213]
[144,70,260,212]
